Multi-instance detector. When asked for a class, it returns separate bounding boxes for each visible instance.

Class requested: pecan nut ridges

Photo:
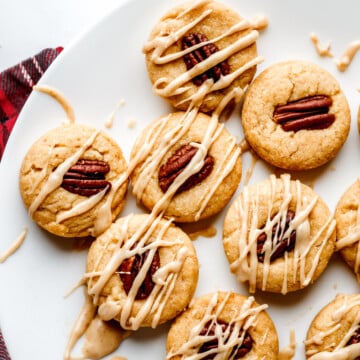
[158,144,214,194]
[257,210,296,263]
[199,320,253,359]
[118,246,160,300]
[62,159,112,196]
[181,33,230,86]
[273,95,335,132]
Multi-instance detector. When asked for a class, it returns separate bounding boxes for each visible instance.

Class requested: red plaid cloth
[0,331,10,360]
[0,47,62,359]
[0,47,63,160]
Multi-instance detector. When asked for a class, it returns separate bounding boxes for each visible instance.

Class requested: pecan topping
[273,95,335,132]
[61,159,111,197]
[182,33,230,86]
[199,320,253,359]
[158,144,214,194]
[257,210,296,263]
[347,325,360,360]
[118,246,160,300]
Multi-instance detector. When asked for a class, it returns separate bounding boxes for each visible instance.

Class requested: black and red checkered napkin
[0,47,63,160]
[0,47,62,359]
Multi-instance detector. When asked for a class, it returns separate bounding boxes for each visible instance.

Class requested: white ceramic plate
[0,0,359,359]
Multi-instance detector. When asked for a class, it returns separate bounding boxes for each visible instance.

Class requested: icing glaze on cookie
[305,294,360,359]
[227,174,335,294]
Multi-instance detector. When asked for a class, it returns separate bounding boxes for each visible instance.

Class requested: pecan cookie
[222,174,336,294]
[19,123,128,237]
[241,60,351,170]
[143,0,262,113]
[305,294,360,359]
[129,111,242,223]
[166,291,278,360]
[86,213,199,330]
[335,179,360,283]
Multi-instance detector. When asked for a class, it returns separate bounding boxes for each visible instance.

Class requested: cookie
[86,213,199,330]
[335,179,360,283]
[19,123,128,238]
[305,294,360,359]
[222,174,336,294]
[241,60,351,170]
[143,0,262,113]
[166,291,278,360]
[130,111,242,223]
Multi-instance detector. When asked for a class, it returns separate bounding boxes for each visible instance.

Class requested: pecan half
[61,159,111,197]
[199,320,253,359]
[273,95,335,132]
[347,326,360,360]
[182,33,230,86]
[257,210,296,263]
[118,246,160,300]
[158,144,214,194]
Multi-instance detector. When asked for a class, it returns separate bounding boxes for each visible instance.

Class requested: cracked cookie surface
[19,123,128,238]
[241,60,350,170]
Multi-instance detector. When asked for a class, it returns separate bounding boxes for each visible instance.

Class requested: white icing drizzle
[229,174,335,294]
[33,84,75,124]
[310,33,333,58]
[56,185,109,224]
[334,41,360,72]
[279,329,296,360]
[29,144,55,193]
[86,214,190,331]
[28,130,100,217]
[0,228,28,263]
[104,99,125,129]
[308,343,360,360]
[82,315,129,360]
[142,0,264,107]
[166,293,267,359]
[249,14,269,31]
[64,288,97,360]
[306,295,360,359]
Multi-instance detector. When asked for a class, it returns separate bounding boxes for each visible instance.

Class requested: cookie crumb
[187,225,217,241]
[278,329,296,360]
[104,99,126,129]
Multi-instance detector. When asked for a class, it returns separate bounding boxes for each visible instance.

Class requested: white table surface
[0,0,122,72]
